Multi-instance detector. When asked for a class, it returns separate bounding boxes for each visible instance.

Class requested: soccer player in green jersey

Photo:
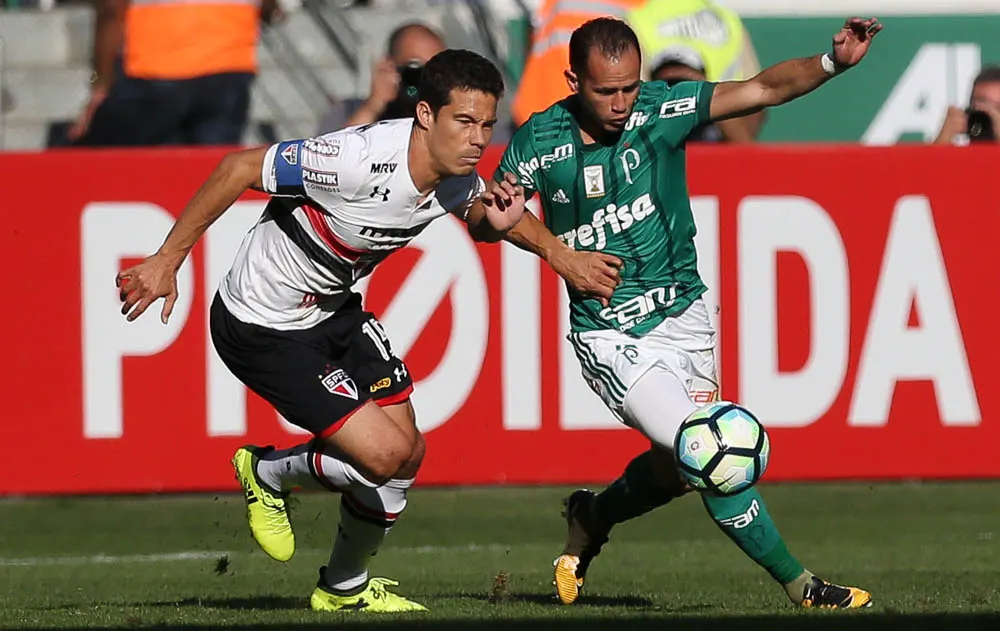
[478,16,882,609]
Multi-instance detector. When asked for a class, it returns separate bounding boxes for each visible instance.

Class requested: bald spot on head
[388,24,446,66]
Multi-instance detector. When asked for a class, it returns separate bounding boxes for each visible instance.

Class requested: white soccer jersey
[218,118,484,329]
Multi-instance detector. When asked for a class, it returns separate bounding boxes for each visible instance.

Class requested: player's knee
[408,432,426,469]
[383,431,425,481]
[365,434,412,485]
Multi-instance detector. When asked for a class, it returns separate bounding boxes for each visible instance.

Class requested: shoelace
[368,578,399,601]
[259,495,291,533]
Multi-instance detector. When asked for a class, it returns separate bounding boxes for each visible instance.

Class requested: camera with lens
[966,108,996,142]
[381,61,423,120]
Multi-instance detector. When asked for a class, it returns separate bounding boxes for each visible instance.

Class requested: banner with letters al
[743,16,1000,143]
[2,144,996,495]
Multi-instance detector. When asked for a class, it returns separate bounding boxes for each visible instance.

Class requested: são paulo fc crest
[320,368,358,399]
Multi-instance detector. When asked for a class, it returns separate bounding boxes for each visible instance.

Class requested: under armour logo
[370,186,390,202]
[394,365,408,381]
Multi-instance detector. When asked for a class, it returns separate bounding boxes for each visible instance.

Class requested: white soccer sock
[255,442,368,493]
[322,477,413,592]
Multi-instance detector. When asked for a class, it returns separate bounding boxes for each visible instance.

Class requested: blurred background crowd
[0,0,996,151]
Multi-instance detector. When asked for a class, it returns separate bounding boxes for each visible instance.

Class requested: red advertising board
[2,144,997,495]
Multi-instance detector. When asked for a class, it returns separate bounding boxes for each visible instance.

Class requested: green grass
[1,483,999,630]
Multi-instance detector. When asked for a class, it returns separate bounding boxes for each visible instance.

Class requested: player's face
[569,46,642,133]
[423,88,498,176]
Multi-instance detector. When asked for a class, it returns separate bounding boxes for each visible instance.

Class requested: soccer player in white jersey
[116,50,521,613]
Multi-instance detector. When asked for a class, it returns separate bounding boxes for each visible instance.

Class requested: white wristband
[821,53,840,76]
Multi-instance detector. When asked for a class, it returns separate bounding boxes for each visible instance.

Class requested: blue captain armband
[273,140,306,196]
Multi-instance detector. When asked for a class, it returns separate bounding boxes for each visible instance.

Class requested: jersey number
[362,318,392,361]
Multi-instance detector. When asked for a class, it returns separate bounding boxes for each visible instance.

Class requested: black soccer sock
[593,450,675,530]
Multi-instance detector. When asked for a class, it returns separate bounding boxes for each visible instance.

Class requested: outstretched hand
[116,253,181,323]
[832,17,882,68]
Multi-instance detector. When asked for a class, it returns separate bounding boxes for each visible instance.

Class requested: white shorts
[568,298,719,449]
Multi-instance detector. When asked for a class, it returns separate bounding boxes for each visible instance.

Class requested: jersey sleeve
[260,132,365,205]
[492,126,538,198]
[437,173,486,220]
[655,80,716,148]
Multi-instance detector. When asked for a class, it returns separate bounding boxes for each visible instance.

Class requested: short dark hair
[387,22,444,58]
[569,17,641,77]
[418,49,505,114]
[973,65,1000,87]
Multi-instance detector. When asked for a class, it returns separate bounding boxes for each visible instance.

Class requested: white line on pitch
[0,543,514,567]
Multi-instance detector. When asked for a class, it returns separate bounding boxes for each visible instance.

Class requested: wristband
[821,53,843,76]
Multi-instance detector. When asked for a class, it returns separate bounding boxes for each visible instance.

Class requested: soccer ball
[673,401,770,496]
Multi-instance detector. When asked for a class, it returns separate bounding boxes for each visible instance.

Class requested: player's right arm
[118,134,357,323]
[489,128,622,306]
[116,146,268,323]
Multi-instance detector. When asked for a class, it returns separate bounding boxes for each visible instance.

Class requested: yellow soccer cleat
[800,576,873,609]
[310,576,428,613]
[231,445,295,562]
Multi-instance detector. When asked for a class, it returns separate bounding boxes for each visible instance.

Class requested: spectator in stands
[67,0,279,146]
[511,0,645,129]
[934,65,1000,145]
[511,0,764,139]
[318,23,445,133]
[630,0,765,141]
[648,45,726,142]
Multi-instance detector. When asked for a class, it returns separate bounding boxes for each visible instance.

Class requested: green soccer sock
[702,487,811,598]
[593,450,676,530]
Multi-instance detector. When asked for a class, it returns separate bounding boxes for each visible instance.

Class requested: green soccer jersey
[495,80,715,337]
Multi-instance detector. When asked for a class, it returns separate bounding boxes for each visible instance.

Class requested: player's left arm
[708,17,882,123]
[462,174,527,243]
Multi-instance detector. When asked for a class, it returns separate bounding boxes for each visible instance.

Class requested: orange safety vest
[124,0,260,80]
[511,0,645,126]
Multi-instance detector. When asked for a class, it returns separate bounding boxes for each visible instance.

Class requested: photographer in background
[649,45,736,143]
[934,65,1000,145]
[318,23,445,133]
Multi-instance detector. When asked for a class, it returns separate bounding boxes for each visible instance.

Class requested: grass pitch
[2,483,999,630]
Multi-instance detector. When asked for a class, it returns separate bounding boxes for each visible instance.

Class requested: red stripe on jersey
[302,202,365,262]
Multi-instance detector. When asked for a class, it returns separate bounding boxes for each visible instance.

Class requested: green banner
[743,16,1000,143]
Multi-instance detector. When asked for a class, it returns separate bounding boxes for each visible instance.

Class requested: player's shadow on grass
[457,591,658,608]
[19,612,1000,631]
[128,596,307,611]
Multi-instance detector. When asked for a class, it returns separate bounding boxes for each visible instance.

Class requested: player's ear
[415,100,435,129]
[565,68,580,94]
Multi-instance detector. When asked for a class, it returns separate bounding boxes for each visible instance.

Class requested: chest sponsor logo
[557,193,656,250]
[359,223,428,250]
[371,162,398,175]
